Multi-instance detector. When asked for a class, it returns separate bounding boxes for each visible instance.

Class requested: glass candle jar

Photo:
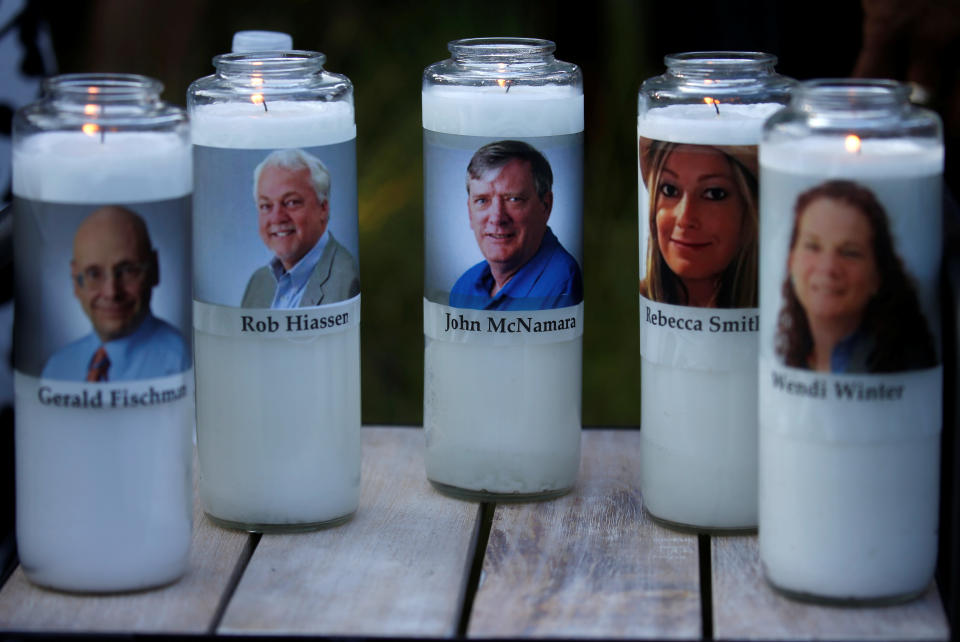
[758,79,943,603]
[13,74,193,592]
[188,51,361,532]
[422,38,584,501]
[637,52,793,531]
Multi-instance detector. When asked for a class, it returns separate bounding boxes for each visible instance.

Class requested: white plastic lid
[231,30,293,53]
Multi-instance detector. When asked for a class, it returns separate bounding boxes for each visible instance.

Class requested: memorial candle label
[637,137,759,372]
[423,131,584,346]
[758,169,942,436]
[192,142,360,336]
[14,197,193,398]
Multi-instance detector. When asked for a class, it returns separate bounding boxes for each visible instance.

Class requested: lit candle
[758,80,944,602]
[189,52,361,531]
[422,39,584,499]
[636,52,792,531]
[12,75,193,592]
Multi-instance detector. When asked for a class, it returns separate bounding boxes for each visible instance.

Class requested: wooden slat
[0,453,252,634]
[218,426,481,637]
[468,429,702,639]
[712,536,950,641]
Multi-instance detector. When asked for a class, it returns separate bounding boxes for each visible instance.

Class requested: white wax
[423,85,584,137]
[13,130,193,592]
[424,338,582,494]
[761,137,944,177]
[192,101,355,149]
[638,103,783,145]
[195,330,360,526]
[191,99,361,528]
[636,103,777,530]
[639,359,757,528]
[14,132,191,203]
[15,376,193,592]
[422,83,583,496]
[760,427,939,600]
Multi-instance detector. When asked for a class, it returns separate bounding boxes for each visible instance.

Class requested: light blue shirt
[42,312,190,382]
[269,230,330,308]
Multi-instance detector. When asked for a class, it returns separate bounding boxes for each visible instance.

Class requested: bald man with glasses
[42,206,189,382]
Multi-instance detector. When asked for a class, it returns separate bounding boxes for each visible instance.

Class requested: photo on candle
[760,173,941,375]
[14,198,191,381]
[424,133,583,311]
[192,143,359,310]
[638,138,759,309]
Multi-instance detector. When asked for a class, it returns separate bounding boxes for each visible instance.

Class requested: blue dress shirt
[449,227,583,311]
[269,230,330,308]
[42,313,190,382]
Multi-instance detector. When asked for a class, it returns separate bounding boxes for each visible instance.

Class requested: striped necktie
[86,346,110,382]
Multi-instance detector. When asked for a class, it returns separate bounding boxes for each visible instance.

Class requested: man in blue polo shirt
[449,141,582,311]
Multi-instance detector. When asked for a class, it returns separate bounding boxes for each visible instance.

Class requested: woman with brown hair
[776,179,937,373]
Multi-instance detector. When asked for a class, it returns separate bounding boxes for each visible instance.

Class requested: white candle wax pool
[13,130,193,592]
[191,100,361,529]
[637,103,780,530]
[422,84,584,497]
[759,137,943,601]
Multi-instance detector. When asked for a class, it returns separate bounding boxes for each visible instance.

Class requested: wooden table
[0,427,950,640]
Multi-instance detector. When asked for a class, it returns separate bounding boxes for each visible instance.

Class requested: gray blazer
[242,234,360,308]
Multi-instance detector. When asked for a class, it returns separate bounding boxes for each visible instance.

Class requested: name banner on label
[759,357,942,443]
[424,299,583,346]
[193,295,360,338]
[16,371,193,411]
[640,295,757,371]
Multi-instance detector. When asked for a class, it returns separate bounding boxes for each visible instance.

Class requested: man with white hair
[242,148,360,308]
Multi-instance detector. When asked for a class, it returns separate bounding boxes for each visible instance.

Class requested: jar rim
[43,73,163,99]
[797,78,908,98]
[448,37,556,58]
[213,50,326,70]
[664,51,778,68]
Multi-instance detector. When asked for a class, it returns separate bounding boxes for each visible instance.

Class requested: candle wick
[100,129,105,144]
[262,99,268,112]
[505,81,511,94]
[713,101,719,115]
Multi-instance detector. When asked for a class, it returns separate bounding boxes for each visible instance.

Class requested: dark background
[30,0,880,428]
[3,0,960,635]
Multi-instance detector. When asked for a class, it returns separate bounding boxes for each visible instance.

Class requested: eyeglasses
[74,262,150,290]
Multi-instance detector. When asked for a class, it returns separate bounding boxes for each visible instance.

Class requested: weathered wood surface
[712,536,950,641]
[218,426,482,637]
[0,427,953,640]
[0,453,252,634]
[468,430,702,639]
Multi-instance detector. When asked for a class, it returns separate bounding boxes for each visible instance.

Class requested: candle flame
[497,79,507,89]
[251,93,265,105]
[81,123,100,136]
[703,97,716,106]
[845,134,862,154]
[704,96,720,114]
